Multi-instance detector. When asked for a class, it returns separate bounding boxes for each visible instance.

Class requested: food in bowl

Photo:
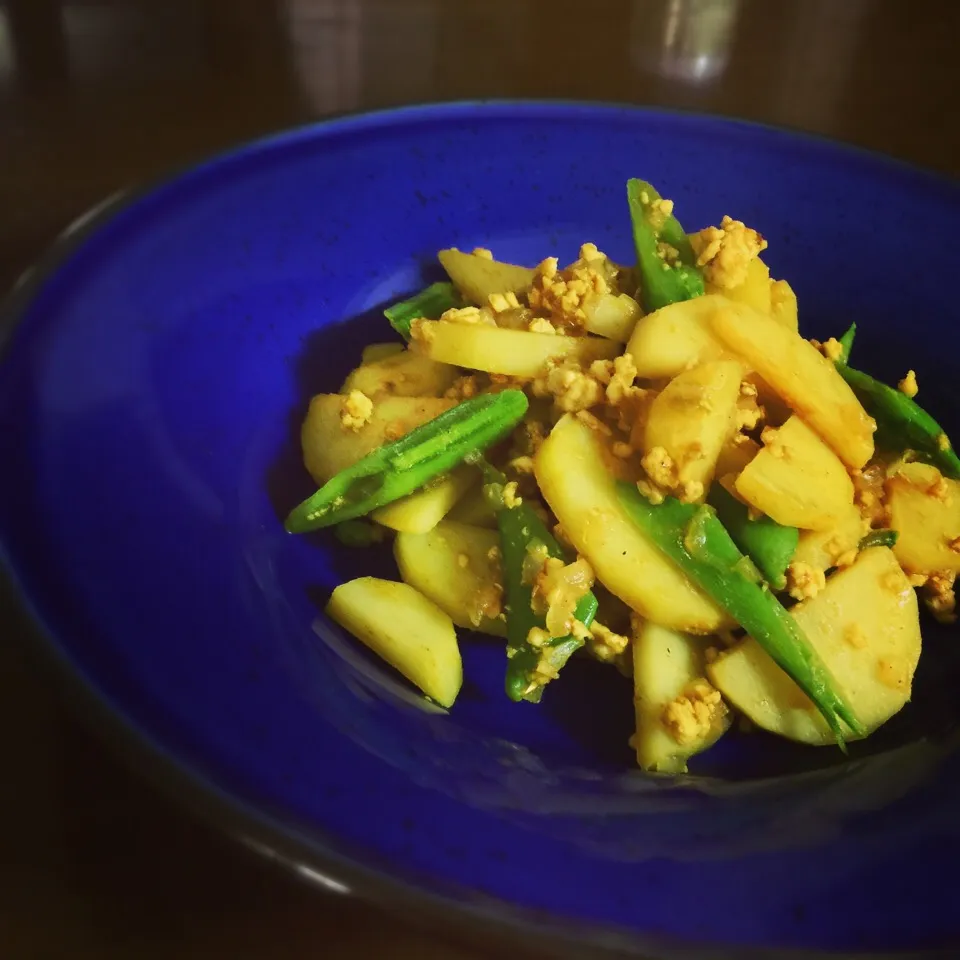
[285,178,958,773]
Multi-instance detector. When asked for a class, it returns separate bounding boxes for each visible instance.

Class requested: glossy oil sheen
[2,103,960,957]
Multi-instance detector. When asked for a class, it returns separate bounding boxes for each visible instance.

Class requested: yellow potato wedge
[887,462,960,574]
[394,520,505,637]
[535,413,726,633]
[302,395,455,485]
[361,342,405,364]
[715,435,761,480]
[326,577,463,707]
[584,292,642,342]
[770,279,799,332]
[644,359,743,498]
[713,257,771,315]
[708,547,920,745]
[791,503,867,575]
[624,294,730,379]
[412,321,619,378]
[709,302,874,468]
[445,485,499,528]
[735,415,855,530]
[341,349,459,399]
[438,248,534,304]
[632,622,730,773]
[371,467,476,534]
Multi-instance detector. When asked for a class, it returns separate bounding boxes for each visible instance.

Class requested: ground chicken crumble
[527,243,618,333]
[689,216,768,290]
[786,561,826,601]
[340,389,373,431]
[661,679,727,747]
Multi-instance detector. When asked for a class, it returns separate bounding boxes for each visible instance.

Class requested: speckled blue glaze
[2,103,960,958]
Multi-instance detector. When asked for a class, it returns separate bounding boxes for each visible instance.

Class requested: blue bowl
[3,102,960,958]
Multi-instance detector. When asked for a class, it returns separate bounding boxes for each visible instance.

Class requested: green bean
[474,459,597,703]
[709,484,799,591]
[285,390,528,533]
[616,484,864,746]
[835,323,960,478]
[627,178,705,313]
[859,529,899,551]
[384,281,460,340]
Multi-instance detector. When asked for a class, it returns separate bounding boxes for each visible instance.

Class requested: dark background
[2,1,958,956]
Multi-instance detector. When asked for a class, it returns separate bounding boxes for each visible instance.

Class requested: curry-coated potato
[438,248,534,304]
[412,320,619,378]
[887,462,960,574]
[790,503,867,576]
[326,577,463,708]
[708,547,920,745]
[643,359,743,499]
[394,520,505,637]
[714,435,761,480]
[360,342,405,364]
[769,279,799,332]
[709,301,874,468]
[341,349,459,399]
[624,294,731,379]
[735,415,855,530]
[445,484,499,528]
[370,467,476,534]
[583,292,643,342]
[301,395,455,485]
[711,256,771,315]
[632,621,730,774]
[535,413,726,633]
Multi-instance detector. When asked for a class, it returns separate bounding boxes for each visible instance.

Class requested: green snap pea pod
[384,281,460,340]
[475,460,597,703]
[627,178,705,313]
[837,321,857,365]
[709,484,799,591]
[497,506,598,703]
[859,528,898,551]
[285,390,528,533]
[835,323,960,479]
[616,483,865,746]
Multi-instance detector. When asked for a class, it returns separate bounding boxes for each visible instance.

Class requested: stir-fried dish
[286,178,959,773]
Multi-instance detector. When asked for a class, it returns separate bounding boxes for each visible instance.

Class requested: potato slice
[632,622,730,773]
[584,292,642,342]
[438,248,534,304]
[790,503,867,575]
[887,462,960,574]
[770,279,799,332]
[713,257,771,315]
[535,413,726,633]
[715,435,761,479]
[624,294,730,379]
[394,520,505,636]
[446,485,498,528]
[361,342,405,364]
[341,349,459,399]
[302,395,455,485]
[371,467,476,534]
[412,321,619,378]
[708,547,920,745]
[710,302,874,468]
[735,415,855,530]
[644,359,743,498]
[326,577,462,707]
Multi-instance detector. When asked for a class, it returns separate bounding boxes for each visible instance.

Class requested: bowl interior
[4,104,960,954]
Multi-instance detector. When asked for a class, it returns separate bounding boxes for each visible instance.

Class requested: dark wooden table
[2,1,959,956]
